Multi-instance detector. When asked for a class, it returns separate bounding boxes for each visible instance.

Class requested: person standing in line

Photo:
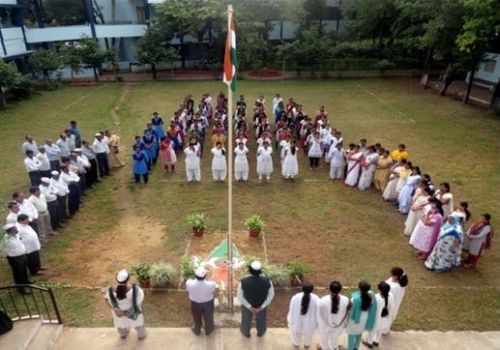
[132,145,149,184]
[159,137,177,173]
[56,133,71,161]
[36,146,52,180]
[327,142,346,180]
[186,267,216,336]
[184,140,201,183]
[390,144,409,162]
[307,131,322,170]
[13,192,39,234]
[22,135,38,156]
[357,146,379,191]
[16,214,44,276]
[24,150,42,186]
[105,130,125,168]
[462,214,493,269]
[44,139,61,171]
[346,281,377,350]
[256,140,273,183]
[404,184,432,237]
[384,267,408,334]
[39,177,62,231]
[69,120,82,148]
[28,186,54,237]
[362,281,394,349]
[397,167,422,214]
[234,142,249,182]
[2,223,31,294]
[237,261,275,338]
[105,269,146,340]
[5,201,21,225]
[344,145,363,187]
[60,165,81,216]
[81,141,99,186]
[211,142,227,182]
[93,133,110,177]
[435,182,454,218]
[374,149,392,191]
[317,281,350,350]
[282,139,299,181]
[287,283,319,349]
[50,171,69,223]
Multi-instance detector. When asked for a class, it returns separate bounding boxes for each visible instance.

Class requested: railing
[0,284,62,324]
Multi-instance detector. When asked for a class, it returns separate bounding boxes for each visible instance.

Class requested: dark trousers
[26,250,41,275]
[7,255,29,291]
[309,157,320,168]
[79,176,87,194]
[241,306,267,337]
[68,183,80,215]
[57,195,68,222]
[191,300,214,335]
[49,160,60,171]
[40,169,52,179]
[28,171,41,186]
[134,173,149,184]
[96,153,110,177]
[88,158,99,185]
[47,200,60,230]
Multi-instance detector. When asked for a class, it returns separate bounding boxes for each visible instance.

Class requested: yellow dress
[390,149,409,162]
[108,134,125,168]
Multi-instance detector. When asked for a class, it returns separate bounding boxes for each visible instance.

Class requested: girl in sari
[404,184,432,236]
[462,214,493,269]
[424,212,464,272]
[344,145,363,187]
[382,159,409,202]
[409,200,443,259]
[357,146,378,191]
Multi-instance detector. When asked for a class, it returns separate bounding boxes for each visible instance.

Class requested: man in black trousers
[2,223,31,295]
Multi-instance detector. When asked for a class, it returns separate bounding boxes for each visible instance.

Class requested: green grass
[0,79,499,330]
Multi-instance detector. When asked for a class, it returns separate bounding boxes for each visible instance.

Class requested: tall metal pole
[226,5,234,313]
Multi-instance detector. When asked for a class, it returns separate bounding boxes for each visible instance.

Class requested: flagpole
[226,4,234,313]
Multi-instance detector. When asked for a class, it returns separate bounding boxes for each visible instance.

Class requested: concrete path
[52,328,500,350]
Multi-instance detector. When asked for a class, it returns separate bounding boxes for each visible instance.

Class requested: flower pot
[193,228,204,237]
[249,229,261,238]
[138,279,150,289]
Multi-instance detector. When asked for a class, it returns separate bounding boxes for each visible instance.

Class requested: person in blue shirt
[132,145,149,184]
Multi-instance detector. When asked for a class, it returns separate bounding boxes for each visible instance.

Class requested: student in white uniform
[317,281,350,350]
[28,186,53,237]
[184,141,201,182]
[282,140,299,180]
[36,146,52,179]
[105,269,146,340]
[328,142,346,180]
[384,267,408,334]
[234,142,249,182]
[44,139,61,171]
[362,281,394,348]
[287,283,319,349]
[22,135,38,156]
[2,223,31,294]
[17,214,44,276]
[24,150,42,186]
[256,141,273,182]
[211,142,226,182]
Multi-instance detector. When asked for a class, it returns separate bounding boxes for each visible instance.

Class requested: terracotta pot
[249,229,261,238]
[138,279,150,288]
[193,228,204,237]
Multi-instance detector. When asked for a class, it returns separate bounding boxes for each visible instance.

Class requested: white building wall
[0,27,29,58]
[475,52,500,84]
[0,0,17,5]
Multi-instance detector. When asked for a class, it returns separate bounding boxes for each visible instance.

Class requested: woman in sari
[409,200,443,259]
[374,149,392,191]
[462,214,493,269]
[424,212,464,272]
[404,184,432,236]
[382,159,409,202]
[344,145,363,187]
[397,167,421,214]
[357,146,378,191]
[159,137,177,172]
[105,130,125,168]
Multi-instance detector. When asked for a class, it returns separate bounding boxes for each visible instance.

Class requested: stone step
[26,323,63,350]
[51,327,500,350]
[0,319,41,350]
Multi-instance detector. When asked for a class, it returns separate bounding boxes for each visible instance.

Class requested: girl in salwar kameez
[287,283,319,349]
[346,281,377,350]
[404,184,432,236]
[344,145,363,187]
[317,281,350,350]
[409,200,443,259]
[435,182,454,218]
[462,214,493,269]
[357,146,378,191]
[159,137,177,172]
[151,112,165,139]
[425,212,464,272]
[384,267,408,334]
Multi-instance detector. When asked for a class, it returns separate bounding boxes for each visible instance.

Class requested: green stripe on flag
[210,238,240,259]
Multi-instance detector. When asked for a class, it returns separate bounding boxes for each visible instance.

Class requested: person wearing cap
[6,201,21,225]
[81,140,99,187]
[237,260,275,337]
[50,171,69,223]
[29,186,54,237]
[17,214,44,276]
[44,139,61,171]
[184,140,201,182]
[70,151,88,194]
[93,133,110,177]
[24,150,42,186]
[2,223,31,294]
[13,192,39,234]
[424,212,464,272]
[105,269,146,340]
[60,165,81,215]
[39,177,62,231]
[56,133,71,161]
[36,146,52,179]
[186,266,216,336]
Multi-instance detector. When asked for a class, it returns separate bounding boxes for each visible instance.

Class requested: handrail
[0,284,63,324]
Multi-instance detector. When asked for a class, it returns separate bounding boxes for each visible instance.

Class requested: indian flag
[223,5,236,91]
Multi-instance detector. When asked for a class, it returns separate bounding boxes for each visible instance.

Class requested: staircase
[0,319,62,350]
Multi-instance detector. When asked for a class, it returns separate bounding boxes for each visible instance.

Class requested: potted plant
[149,262,177,288]
[187,213,206,237]
[131,262,152,288]
[287,261,310,287]
[263,264,290,287]
[245,213,265,238]
[179,255,196,281]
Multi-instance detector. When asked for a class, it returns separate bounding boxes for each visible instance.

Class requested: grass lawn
[0,78,499,331]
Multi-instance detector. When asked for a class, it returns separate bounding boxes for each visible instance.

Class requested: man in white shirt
[186,267,216,336]
[40,177,62,231]
[17,214,44,276]
[2,223,31,294]
[44,139,61,171]
[56,133,71,160]
[237,261,275,338]
[22,135,38,156]
[50,171,69,222]
[64,129,76,151]
[36,146,52,179]
[93,133,110,177]
[24,150,42,186]
[13,192,39,234]
[5,201,21,225]
[29,186,54,237]
[70,151,88,193]
[272,93,282,118]
[81,141,99,187]
[60,165,81,215]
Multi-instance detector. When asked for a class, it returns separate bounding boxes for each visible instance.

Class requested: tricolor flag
[223,5,236,91]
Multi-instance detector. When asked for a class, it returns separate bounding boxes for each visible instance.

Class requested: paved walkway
[52,328,500,350]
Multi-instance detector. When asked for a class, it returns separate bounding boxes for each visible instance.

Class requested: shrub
[287,261,310,283]
[186,213,205,230]
[244,214,265,232]
[130,262,152,282]
[377,59,396,72]
[179,255,196,280]
[263,264,290,287]
[7,75,35,100]
[149,262,177,287]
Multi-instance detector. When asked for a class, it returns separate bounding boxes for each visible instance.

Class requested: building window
[484,59,496,73]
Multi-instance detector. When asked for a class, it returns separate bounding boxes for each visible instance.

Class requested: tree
[302,0,328,33]
[0,60,17,108]
[59,43,82,82]
[78,37,113,81]
[137,28,179,79]
[293,27,333,74]
[456,0,500,104]
[42,0,84,26]
[28,49,60,87]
